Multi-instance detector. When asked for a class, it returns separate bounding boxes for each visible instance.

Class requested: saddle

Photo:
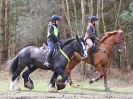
[40,44,48,52]
[40,43,60,60]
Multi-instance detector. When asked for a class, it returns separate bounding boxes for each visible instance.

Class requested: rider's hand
[59,40,64,48]
[96,37,100,42]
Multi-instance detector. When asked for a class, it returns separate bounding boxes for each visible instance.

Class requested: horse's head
[74,36,88,59]
[114,30,126,52]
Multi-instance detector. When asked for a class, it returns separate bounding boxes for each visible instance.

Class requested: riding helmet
[90,16,98,22]
[51,15,62,21]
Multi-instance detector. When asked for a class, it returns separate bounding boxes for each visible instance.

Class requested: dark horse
[65,30,126,91]
[8,36,88,91]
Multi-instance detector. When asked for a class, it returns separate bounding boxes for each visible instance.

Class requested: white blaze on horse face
[81,42,88,58]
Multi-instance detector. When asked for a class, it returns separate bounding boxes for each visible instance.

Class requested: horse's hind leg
[90,64,104,84]
[10,64,25,91]
[10,77,20,91]
[22,65,37,90]
[103,66,110,91]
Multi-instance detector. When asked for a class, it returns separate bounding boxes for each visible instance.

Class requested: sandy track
[0,91,133,99]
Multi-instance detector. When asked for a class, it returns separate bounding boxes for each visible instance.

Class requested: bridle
[74,39,87,58]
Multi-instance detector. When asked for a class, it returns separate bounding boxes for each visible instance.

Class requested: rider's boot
[90,45,95,66]
[44,51,52,67]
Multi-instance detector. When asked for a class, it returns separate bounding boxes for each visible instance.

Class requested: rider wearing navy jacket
[44,15,63,67]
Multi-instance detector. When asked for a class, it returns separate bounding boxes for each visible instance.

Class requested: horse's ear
[76,35,79,41]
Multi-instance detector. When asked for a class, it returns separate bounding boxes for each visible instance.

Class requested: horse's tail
[7,54,20,91]
[8,54,19,75]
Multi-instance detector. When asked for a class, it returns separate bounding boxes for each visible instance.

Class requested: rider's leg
[86,38,95,66]
[86,38,93,50]
[44,40,54,67]
[90,45,96,66]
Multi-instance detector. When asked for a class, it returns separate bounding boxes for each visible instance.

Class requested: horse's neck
[62,41,75,58]
[101,35,116,55]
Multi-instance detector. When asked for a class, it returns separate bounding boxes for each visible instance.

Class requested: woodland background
[0,0,133,75]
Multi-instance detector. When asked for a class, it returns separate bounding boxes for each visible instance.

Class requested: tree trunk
[5,0,10,59]
[0,0,6,65]
[81,0,85,34]
[114,0,122,29]
[96,0,100,36]
[88,0,93,19]
[65,0,73,36]
[101,0,106,33]
[72,0,78,35]
[61,0,71,38]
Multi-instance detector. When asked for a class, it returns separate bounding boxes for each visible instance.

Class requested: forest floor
[0,68,133,99]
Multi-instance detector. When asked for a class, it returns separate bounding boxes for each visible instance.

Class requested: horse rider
[44,15,63,67]
[84,16,99,66]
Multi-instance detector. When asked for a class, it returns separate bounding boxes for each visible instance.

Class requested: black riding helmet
[90,16,98,22]
[51,15,62,21]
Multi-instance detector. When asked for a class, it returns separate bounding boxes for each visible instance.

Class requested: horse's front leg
[68,75,73,85]
[48,72,58,92]
[55,68,68,83]
[103,66,110,91]
[65,55,81,86]
[65,69,73,85]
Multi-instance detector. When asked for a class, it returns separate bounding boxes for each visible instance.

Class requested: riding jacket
[47,22,60,43]
[86,23,97,42]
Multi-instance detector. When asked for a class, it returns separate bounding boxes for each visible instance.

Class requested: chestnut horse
[65,30,126,90]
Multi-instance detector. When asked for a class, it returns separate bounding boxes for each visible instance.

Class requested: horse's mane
[101,31,118,42]
[63,38,75,45]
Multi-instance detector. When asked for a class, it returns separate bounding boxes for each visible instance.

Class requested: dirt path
[1,70,133,99]
[0,91,133,99]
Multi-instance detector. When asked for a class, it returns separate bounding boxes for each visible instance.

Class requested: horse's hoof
[105,87,110,91]
[10,88,20,91]
[56,81,66,90]
[67,78,73,86]
[24,81,34,90]
[89,80,93,84]
[71,84,80,88]
[48,87,57,92]
[17,88,21,91]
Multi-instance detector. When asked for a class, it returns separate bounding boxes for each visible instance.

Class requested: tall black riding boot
[90,45,95,66]
[44,51,52,67]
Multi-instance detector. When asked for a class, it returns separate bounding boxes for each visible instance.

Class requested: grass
[0,80,9,92]
[0,78,133,94]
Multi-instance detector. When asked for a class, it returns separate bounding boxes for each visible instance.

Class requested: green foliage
[120,2,133,22]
